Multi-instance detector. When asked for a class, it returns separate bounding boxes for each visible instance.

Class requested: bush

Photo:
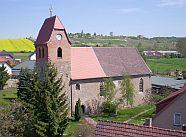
[102,101,116,115]
[149,94,164,104]
[75,99,82,121]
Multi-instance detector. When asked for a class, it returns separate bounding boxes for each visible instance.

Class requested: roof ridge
[93,47,135,48]
[156,86,186,105]
[98,120,186,133]
[135,47,152,74]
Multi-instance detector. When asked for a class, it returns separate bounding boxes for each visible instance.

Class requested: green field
[13,52,32,60]
[0,38,35,52]
[147,58,186,73]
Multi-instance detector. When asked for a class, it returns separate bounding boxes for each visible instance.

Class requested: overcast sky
[0,0,186,38]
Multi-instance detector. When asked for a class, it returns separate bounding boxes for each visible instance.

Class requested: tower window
[57,47,62,58]
[39,48,41,58]
[76,83,80,90]
[42,48,45,58]
[139,78,143,92]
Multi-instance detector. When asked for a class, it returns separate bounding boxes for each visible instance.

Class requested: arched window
[139,78,143,92]
[39,48,41,58]
[57,47,62,58]
[42,48,45,58]
[76,83,80,90]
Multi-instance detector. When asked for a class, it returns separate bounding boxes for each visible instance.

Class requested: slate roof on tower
[35,15,71,45]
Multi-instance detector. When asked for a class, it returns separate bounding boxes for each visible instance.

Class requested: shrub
[151,94,164,103]
[75,98,82,121]
[102,101,116,115]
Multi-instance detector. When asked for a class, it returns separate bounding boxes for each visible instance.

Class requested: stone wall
[4,79,18,89]
[71,75,151,114]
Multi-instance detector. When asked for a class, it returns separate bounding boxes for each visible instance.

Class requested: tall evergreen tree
[120,74,135,107]
[34,63,69,137]
[103,78,116,102]
[17,69,38,106]
[17,63,69,137]
[0,65,9,90]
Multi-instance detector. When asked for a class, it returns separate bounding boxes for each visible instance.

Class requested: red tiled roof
[0,50,14,58]
[95,120,186,137]
[71,47,106,80]
[35,16,70,45]
[71,47,151,80]
[156,86,186,114]
[93,47,151,77]
[36,16,151,80]
[0,56,7,62]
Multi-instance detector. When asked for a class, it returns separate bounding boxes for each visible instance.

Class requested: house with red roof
[35,15,152,114]
[0,56,12,75]
[94,120,186,137]
[152,86,186,130]
[0,50,14,60]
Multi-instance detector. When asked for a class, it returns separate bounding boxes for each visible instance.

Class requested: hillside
[0,38,35,52]
[69,34,178,50]
[0,36,181,52]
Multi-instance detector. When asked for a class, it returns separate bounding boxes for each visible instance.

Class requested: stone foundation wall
[71,76,151,114]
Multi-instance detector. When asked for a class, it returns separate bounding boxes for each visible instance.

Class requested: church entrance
[81,105,85,114]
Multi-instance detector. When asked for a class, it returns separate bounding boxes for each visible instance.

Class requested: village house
[0,56,12,75]
[35,15,152,114]
[12,60,35,76]
[152,86,186,131]
[143,50,181,57]
[28,52,36,61]
[0,50,14,61]
[94,120,186,137]
[151,76,186,94]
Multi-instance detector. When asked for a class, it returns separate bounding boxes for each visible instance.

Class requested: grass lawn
[92,104,155,125]
[64,120,83,137]
[128,107,155,125]
[146,58,186,73]
[13,52,32,60]
[0,88,17,105]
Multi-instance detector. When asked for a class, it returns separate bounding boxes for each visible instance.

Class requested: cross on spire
[49,5,53,17]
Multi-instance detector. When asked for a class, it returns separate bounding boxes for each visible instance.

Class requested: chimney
[182,124,186,131]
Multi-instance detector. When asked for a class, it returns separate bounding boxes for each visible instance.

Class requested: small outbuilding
[12,60,35,76]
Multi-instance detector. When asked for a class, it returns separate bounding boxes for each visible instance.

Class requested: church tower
[35,15,71,95]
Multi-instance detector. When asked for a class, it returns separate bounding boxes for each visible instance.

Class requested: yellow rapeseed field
[0,38,35,52]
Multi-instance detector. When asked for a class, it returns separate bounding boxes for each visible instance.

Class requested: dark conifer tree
[75,98,82,121]
[0,65,9,90]
[34,63,69,137]
[17,63,69,137]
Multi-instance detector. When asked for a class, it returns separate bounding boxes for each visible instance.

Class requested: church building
[35,16,152,114]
